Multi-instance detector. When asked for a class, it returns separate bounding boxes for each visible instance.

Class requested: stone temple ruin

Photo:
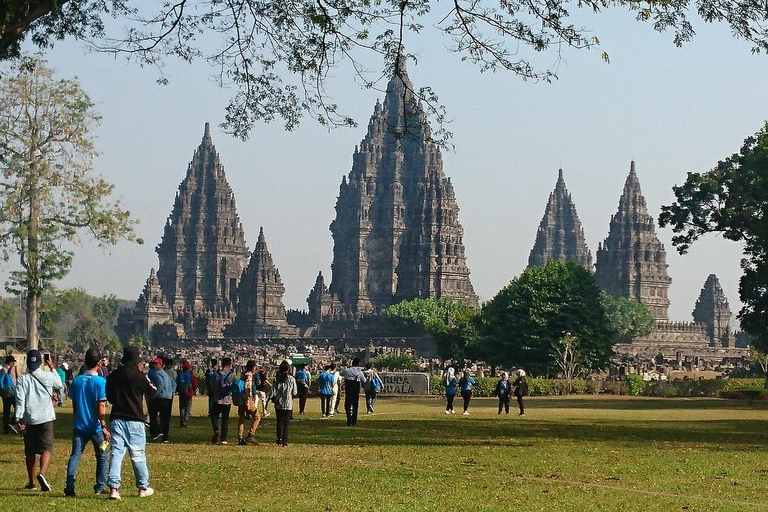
[528,164,744,366]
[117,66,747,369]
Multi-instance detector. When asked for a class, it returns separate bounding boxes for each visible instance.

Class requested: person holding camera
[15,349,64,492]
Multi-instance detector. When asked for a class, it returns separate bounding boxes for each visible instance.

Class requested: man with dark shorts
[15,349,63,491]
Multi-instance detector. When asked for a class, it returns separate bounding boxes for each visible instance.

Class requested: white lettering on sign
[379,372,429,395]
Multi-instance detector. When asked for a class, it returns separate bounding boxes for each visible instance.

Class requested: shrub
[625,374,645,396]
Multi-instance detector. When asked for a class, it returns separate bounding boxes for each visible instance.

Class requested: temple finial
[629,160,636,176]
[204,122,211,139]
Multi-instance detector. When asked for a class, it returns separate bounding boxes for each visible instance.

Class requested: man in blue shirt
[64,347,110,497]
[147,357,174,443]
[318,365,334,417]
[295,364,311,414]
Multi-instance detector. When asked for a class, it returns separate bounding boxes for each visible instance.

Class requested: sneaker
[237,438,246,446]
[450,410,455,414]
[162,440,169,444]
[9,424,18,434]
[138,487,154,498]
[245,434,256,445]
[444,410,450,414]
[64,486,76,497]
[24,482,37,490]
[211,430,219,444]
[37,473,52,492]
[152,433,163,441]
[462,411,469,416]
[109,488,121,500]
[263,411,270,417]
[94,487,106,495]
[220,440,228,445]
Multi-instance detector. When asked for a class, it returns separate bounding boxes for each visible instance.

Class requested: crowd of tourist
[0,346,530,500]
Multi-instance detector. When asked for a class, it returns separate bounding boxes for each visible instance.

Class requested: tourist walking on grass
[295,363,311,414]
[331,364,342,415]
[56,362,67,407]
[210,357,234,445]
[255,366,271,417]
[106,346,157,500]
[270,360,298,447]
[176,360,197,428]
[237,360,260,446]
[15,349,63,492]
[65,348,110,497]
[363,363,382,413]
[513,369,528,416]
[205,359,218,418]
[147,357,174,443]
[342,358,367,426]
[318,365,334,417]
[459,369,475,416]
[443,367,457,414]
[496,372,511,415]
[1,355,19,434]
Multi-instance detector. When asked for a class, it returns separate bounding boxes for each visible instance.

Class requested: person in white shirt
[330,363,341,416]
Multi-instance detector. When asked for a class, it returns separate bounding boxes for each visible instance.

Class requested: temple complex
[322,64,478,320]
[528,169,592,269]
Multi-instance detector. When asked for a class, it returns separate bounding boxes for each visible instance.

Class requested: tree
[552,332,581,389]
[478,260,614,376]
[0,298,17,337]
[371,353,419,371]
[383,297,479,364]
[748,345,768,388]
[600,292,655,341]
[0,55,141,349]
[2,1,767,143]
[659,123,768,351]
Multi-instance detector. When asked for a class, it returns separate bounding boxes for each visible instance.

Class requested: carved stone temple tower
[692,274,736,347]
[228,228,297,336]
[528,169,592,269]
[595,162,671,320]
[327,65,478,313]
[155,123,250,314]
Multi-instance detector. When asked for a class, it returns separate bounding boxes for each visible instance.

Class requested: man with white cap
[15,349,64,491]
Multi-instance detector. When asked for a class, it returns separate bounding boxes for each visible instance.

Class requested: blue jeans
[108,419,149,490]
[66,429,108,492]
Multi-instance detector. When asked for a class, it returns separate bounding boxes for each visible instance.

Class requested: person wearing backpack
[176,361,197,428]
[1,355,19,434]
[294,364,311,415]
[15,349,64,491]
[459,369,475,416]
[496,372,512,415]
[363,363,382,414]
[236,360,260,445]
[442,367,457,415]
[210,357,234,445]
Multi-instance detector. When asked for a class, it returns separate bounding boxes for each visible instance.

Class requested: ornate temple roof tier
[528,169,592,269]
[328,65,479,313]
[693,274,736,348]
[595,161,671,320]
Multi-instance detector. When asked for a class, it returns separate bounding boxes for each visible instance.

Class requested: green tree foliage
[383,297,479,364]
[747,346,768,388]
[371,353,419,371]
[600,292,655,340]
[0,55,141,348]
[478,261,614,376]
[659,123,768,351]
[3,1,767,142]
[0,298,17,337]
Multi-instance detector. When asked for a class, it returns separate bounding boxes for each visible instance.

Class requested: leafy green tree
[383,297,479,364]
[0,55,141,349]
[371,353,419,371]
[600,292,655,341]
[2,1,767,142]
[0,298,17,337]
[748,346,768,388]
[478,260,614,376]
[659,123,768,351]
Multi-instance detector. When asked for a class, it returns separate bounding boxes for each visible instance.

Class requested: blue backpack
[230,379,246,406]
[177,371,192,394]
[0,370,13,398]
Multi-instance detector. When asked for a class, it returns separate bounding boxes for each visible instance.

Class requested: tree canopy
[0,54,141,348]
[478,260,614,376]
[600,292,655,341]
[2,0,767,143]
[659,122,768,351]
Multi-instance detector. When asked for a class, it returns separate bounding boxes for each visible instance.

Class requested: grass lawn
[1,395,768,511]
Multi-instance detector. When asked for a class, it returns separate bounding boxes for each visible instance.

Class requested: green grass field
[2,395,768,511]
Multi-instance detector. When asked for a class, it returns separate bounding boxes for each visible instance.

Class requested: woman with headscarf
[495,372,511,415]
[442,367,457,414]
[270,360,298,447]
[459,369,475,416]
[512,369,528,416]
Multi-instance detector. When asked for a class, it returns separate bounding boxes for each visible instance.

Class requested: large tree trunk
[26,186,40,350]
[26,292,38,350]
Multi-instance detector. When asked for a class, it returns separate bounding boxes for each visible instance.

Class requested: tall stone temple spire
[329,64,478,312]
[528,169,592,269]
[155,123,250,312]
[692,274,735,347]
[595,161,671,320]
[230,228,296,336]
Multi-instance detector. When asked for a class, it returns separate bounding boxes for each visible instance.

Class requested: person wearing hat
[147,357,174,443]
[15,349,64,491]
[1,354,19,434]
[105,347,157,500]
[176,360,197,428]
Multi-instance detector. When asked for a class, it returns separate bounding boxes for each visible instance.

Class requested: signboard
[378,372,430,396]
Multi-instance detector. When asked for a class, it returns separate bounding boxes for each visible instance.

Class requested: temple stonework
[692,274,736,348]
[325,65,478,319]
[595,162,671,321]
[528,169,592,269]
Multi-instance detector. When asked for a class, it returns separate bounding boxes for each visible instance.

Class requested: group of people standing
[442,368,528,416]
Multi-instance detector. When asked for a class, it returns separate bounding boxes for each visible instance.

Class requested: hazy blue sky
[7,7,764,325]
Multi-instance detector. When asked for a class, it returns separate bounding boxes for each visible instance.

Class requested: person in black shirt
[105,347,157,500]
